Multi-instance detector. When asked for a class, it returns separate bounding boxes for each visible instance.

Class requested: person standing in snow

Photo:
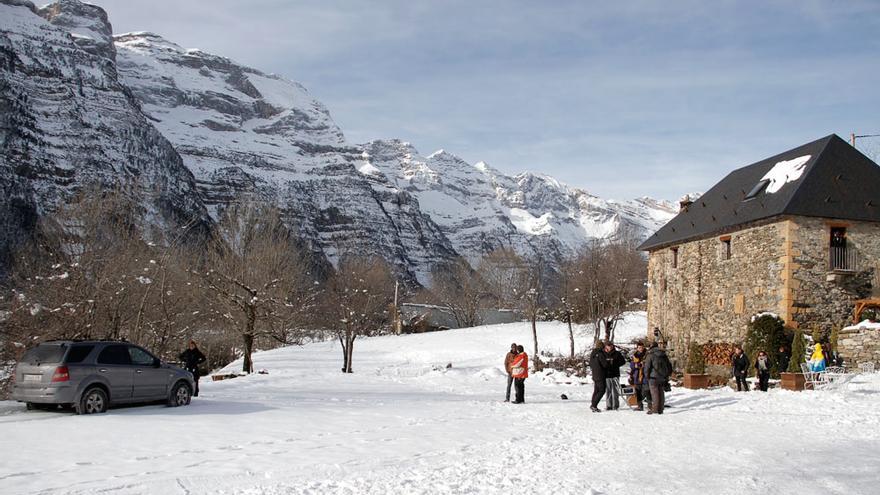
[601,341,627,411]
[179,340,207,397]
[731,346,750,391]
[755,350,771,392]
[809,343,826,372]
[504,343,518,402]
[588,341,606,412]
[777,345,790,374]
[644,341,672,414]
[510,345,528,404]
[629,342,652,411]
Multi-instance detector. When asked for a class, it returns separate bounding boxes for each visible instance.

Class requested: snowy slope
[2,312,879,495]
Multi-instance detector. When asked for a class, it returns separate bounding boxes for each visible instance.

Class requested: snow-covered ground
[2,312,879,495]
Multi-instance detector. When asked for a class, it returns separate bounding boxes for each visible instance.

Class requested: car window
[128,346,156,366]
[65,345,95,363]
[21,344,67,364]
[97,345,132,365]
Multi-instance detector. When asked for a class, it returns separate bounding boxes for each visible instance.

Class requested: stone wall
[838,327,880,366]
[646,216,880,364]
[787,217,880,332]
[646,220,787,361]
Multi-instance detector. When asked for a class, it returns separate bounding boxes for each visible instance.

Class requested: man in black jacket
[732,346,750,392]
[644,342,672,414]
[179,340,207,397]
[589,341,607,413]
[601,342,627,410]
[777,345,790,374]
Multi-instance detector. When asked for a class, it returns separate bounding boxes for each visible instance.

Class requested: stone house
[638,134,880,366]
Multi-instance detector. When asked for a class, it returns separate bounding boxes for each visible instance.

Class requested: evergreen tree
[744,314,787,377]
[788,330,806,373]
[685,342,706,374]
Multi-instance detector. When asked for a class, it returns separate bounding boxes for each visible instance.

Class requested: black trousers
[514,378,525,403]
[187,369,200,396]
[505,375,514,401]
[635,383,652,408]
[758,371,770,392]
[735,372,749,391]
[591,377,607,408]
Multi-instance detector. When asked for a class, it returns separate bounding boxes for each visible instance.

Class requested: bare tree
[569,240,646,344]
[322,256,394,373]
[513,258,547,371]
[193,203,314,373]
[547,257,580,358]
[478,248,526,309]
[479,249,549,369]
[430,257,489,328]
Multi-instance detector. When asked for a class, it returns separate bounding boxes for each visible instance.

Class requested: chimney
[679,194,693,212]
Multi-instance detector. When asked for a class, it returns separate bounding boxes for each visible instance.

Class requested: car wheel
[168,381,191,407]
[76,387,108,415]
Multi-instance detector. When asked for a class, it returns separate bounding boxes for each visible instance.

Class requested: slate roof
[639,134,880,251]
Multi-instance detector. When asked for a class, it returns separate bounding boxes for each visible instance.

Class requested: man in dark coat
[644,342,672,414]
[589,341,607,413]
[601,342,627,410]
[777,345,790,373]
[504,343,518,402]
[732,346,750,392]
[179,340,207,397]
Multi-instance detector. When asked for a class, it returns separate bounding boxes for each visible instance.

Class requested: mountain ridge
[0,0,678,284]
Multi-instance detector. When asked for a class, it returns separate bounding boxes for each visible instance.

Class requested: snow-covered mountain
[0,0,210,274]
[0,0,677,283]
[361,140,676,263]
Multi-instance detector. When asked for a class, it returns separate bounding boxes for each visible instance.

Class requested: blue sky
[95,0,880,201]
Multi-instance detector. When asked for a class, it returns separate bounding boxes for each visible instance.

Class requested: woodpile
[702,342,737,366]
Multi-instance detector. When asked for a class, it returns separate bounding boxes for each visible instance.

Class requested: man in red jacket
[504,343,518,402]
[510,345,529,404]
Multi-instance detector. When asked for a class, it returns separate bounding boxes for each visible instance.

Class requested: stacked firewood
[702,342,738,365]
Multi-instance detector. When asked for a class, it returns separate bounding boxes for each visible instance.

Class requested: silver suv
[11,341,195,414]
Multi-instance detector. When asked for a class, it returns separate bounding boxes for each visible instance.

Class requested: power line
[850,132,880,146]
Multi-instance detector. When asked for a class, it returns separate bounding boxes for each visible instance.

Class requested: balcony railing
[829,246,858,272]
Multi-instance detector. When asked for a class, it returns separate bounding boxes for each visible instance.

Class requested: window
[97,345,131,365]
[744,179,770,200]
[65,345,95,364]
[128,346,156,366]
[720,236,732,260]
[21,344,67,364]
[671,247,679,268]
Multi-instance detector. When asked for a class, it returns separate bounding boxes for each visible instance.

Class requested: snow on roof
[760,155,811,194]
[844,319,880,331]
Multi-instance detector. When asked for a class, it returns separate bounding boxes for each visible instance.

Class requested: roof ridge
[777,134,836,215]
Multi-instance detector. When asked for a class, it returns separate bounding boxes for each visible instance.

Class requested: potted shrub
[780,330,807,391]
[683,342,709,389]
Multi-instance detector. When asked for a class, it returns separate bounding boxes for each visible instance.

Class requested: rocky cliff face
[1,0,677,284]
[113,31,456,284]
[361,140,677,263]
[0,0,210,274]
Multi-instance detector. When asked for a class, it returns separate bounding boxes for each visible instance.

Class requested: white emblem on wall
[760,155,811,194]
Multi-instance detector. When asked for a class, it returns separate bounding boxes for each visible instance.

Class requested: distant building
[639,134,880,364]
[400,303,520,332]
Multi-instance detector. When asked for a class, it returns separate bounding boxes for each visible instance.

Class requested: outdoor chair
[801,362,828,390]
[858,362,876,374]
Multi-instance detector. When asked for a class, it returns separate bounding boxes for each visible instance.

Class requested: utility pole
[393,280,401,335]
[851,132,880,147]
